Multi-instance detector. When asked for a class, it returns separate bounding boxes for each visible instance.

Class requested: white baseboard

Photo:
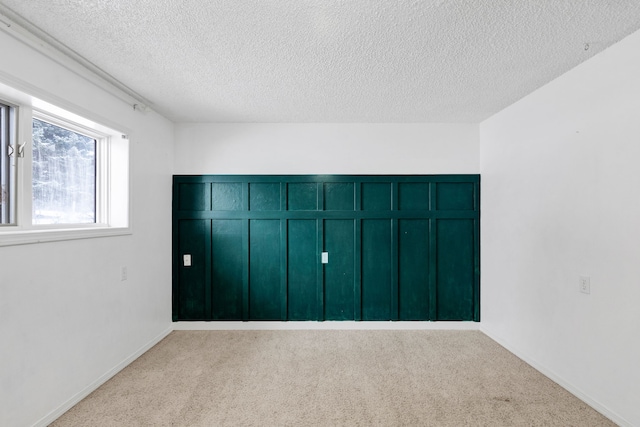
[36,323,625,426]
[480,326,631,427]
[173,321,480,331]
[32,325,173,427]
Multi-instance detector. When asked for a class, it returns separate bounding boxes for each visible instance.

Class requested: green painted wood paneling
[250,183,280,211]
[211,220,243,320]
[173,175,479,322]
[361,219,393,320]
[398,219,430,320]
[436,182,475,211]
[212,182,243,211]
[288,183,318,211]
[398,182,429,210]
[362,182,391,211]
[249,219,282,320]
[324,183,355,211]
[435,219,475,320]
[177,219,208,319]
[178,183,210,211]
[324,219,356,320]
[288,220,318,320]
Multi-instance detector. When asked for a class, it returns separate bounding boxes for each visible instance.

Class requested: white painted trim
[0,8,153,111]
[0,226,132,247]
[0,69,133,137]
[31,326,173,427]
[25,323,625,427]
[480,326,631,427]
[173,321,480,331]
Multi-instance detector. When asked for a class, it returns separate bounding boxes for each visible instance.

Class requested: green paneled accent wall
[173,175,480,322]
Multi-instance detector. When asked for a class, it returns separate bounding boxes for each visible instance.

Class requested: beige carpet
[51,330,615,426]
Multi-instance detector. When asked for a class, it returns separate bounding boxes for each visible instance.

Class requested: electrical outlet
[579,275,590,294]
[121,267,128,282]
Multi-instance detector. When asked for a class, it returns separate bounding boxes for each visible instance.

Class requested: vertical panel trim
[242,182,249,211]
[171,218,179,322]
[205,220,213,318]
[474,180,481,321]
[206,183,212,211]
[281,183,289,319]
[391,182,399,211]
[354,218,362,321]
[242,219,249,320]
[281,219,288,320]
[316,182,323,212]
[474,217,481,322]
[355,182,362,211]
[391,218,399,320]
[429,182,436,212]
[317,218,325,321]
[281,182,287,211]
[428,218,437,320]
[318,183,325,320]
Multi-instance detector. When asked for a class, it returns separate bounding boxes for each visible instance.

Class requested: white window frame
[0,98,17,225]
[0,81,131,246]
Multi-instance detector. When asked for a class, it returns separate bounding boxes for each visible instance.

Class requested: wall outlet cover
[579,275,590,294]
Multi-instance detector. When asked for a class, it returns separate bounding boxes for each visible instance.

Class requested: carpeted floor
[51,330,615,426]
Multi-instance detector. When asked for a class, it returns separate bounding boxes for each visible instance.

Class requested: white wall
[174,123,479,175]
[480,29,640,426]
[0,32,173,426]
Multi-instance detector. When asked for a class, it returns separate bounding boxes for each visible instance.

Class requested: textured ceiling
[1,1,640,123]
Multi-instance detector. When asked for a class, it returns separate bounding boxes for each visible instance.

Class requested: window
[32,117,97,225]
[0,101,16,225]
[0,82,130,246]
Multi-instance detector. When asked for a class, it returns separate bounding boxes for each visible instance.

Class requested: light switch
[183,254,192,267]
[322,252,329,264]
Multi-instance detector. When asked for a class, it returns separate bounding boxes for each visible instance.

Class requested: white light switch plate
[321,252,329,264]
[183,254,192,267]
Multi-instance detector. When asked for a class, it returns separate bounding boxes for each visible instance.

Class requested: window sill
[0,226,131,246]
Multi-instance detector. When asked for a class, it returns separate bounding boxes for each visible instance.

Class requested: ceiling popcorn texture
[1,1,640,123]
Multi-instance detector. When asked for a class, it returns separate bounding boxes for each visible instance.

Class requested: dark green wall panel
[212,182,243,211]
[361,219,393,320]
[324,219,356,320]
[324,183,354,211]
[398,183,429,210]
[398,219,430,320]
[436,183,475,211]
[288,183,318,211]
[362,183,391,211]
[211,220,243,320]
[177,219,208,319]
[435,219,475,320]
[288,220,318,320]
[173,175,479,322]
[250,183,280,211]
[249,220,282,320]
[178,183,210,211]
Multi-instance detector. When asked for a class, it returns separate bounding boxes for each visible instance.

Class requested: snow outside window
[0,82,130,246]
[32,117,97,225]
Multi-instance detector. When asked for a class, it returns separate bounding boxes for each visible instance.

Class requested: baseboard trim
[173,321,480,331]
[32,325,173,427]
[480,326,632,427]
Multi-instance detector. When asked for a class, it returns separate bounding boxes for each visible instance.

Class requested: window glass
[32,118,96,224]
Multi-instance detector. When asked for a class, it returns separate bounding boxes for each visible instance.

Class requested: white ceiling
[1,1,640,123]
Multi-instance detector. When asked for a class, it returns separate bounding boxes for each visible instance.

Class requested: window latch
[8,143,26,158]
[17,142,26,158]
